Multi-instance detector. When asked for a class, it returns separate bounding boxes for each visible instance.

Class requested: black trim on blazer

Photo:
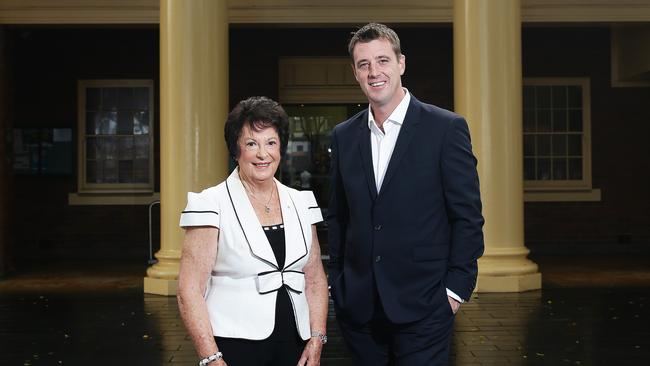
[226,179,279,270]
[258,276,282,295]
[307,206,319,209]
[257,285,303,295]
[284,285,303,294]
[256,269,305,294]
[283,192,309,270]
[181,210,219,215]
[259,288,281,295]
[258,269,281,276]
[283,270,305,275]
[284,270,305,293]
[283,270,305,294]
[286,283,301,333]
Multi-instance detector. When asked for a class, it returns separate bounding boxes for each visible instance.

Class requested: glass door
[280,104,365,209]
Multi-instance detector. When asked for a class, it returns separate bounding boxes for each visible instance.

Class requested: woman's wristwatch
[198,351,223,366]
[311,330,328,344]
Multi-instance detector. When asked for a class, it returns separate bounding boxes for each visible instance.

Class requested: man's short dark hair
[224,96,289,161]
[348,22,402,61]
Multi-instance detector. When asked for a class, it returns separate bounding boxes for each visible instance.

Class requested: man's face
[352,38,405,110]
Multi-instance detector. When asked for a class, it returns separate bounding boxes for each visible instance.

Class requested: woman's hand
[297,338,323,366]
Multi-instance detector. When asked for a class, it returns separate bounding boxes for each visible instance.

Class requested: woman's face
[236,124,281,184]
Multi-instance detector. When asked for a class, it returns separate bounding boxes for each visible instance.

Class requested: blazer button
[374,224,382,231]
[375,255,382,263]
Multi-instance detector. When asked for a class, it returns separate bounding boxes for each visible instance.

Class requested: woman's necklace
[242,180,275,214]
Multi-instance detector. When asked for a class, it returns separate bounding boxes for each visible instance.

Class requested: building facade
[0,0,648,294]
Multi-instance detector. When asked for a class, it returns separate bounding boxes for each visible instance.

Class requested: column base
[476,246,542,292]
[144,276,178,296]
[143,248,180,296]
[476,272,541,292]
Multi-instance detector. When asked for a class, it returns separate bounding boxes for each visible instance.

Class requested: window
[77,80,154,193]
[523,78,599,201]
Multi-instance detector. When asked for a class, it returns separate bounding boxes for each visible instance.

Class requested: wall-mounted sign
[12,128,73,175]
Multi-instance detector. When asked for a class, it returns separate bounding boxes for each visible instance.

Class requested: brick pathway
[1,256,649,365]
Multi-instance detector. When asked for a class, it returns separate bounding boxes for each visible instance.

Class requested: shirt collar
[367,89,411,132]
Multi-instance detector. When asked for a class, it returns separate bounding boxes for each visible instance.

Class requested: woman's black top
[263,224,299,341]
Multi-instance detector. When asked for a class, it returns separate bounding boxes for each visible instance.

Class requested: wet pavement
[0,255,648,365]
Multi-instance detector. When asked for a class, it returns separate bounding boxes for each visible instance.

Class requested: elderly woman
[177,96,328,366]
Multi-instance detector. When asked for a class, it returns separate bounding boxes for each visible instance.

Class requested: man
[327,23,484,365]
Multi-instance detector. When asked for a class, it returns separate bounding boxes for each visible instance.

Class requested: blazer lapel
[226,169,279,269]
[357,111,378,200]
[379,97,422,194]
[277,182,309,270]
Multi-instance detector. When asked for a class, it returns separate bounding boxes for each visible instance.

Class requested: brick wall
[10,28,160,262]
[522,27,650,253]
[7,25,649,264]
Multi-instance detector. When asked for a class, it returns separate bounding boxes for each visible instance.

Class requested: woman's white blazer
[179,168,323,340]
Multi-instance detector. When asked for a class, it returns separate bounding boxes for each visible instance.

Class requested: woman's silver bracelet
[311,330,328,344]
[198,351,223,366]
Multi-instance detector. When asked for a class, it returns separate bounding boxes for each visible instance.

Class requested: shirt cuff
[446,288,464,303]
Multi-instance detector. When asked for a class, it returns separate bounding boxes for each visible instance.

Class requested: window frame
[77,79,155,194]
[522,77,594,192]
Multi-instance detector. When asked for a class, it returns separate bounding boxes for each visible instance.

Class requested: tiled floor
[0,255,648,365]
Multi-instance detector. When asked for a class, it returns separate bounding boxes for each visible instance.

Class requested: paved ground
[0,255,648,365]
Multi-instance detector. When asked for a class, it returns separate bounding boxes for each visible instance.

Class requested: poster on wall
[12,128,40,174]
[12,128,73,175]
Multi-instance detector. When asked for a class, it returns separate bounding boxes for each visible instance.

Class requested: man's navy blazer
[327,95,484,325]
